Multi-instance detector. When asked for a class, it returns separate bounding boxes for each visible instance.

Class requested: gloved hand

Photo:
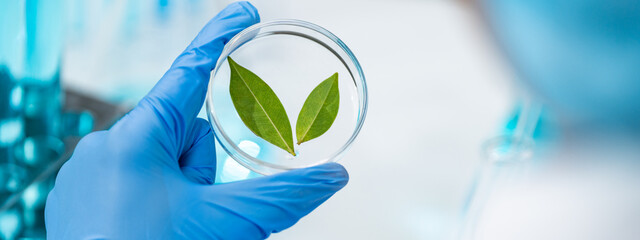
[45,2,349,239]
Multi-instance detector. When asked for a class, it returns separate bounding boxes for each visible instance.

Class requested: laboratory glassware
[206,20,368,175]
[1,0,93,238]
[458,99,541,240]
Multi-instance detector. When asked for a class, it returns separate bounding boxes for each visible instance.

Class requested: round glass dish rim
[206,19,368,174]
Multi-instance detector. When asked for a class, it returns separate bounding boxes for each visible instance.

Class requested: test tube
[458,99,542,240]
[0,0,67,239]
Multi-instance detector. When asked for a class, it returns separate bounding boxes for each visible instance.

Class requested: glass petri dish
[206,19,367,175]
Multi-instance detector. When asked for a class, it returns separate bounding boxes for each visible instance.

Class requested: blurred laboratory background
[2,0,586,239]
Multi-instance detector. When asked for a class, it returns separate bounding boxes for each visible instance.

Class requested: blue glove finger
[109,2,259,164]
[190,163,349,239]
[146,1,259,121]
[180,118,216,184]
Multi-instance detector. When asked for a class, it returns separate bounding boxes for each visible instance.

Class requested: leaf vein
[299,80,334,143]
[231,65,293,153]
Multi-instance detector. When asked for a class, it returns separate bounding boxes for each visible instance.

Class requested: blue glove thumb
[189,163,348,238]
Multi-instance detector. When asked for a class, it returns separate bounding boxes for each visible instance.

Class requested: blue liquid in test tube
[0,0,81,238]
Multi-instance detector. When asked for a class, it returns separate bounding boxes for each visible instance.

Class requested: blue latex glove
[45,2,348,239]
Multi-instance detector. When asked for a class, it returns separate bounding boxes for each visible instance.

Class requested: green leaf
[227,57,296,156]
[296,73,340,145]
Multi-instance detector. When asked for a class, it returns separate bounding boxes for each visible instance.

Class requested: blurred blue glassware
[483,0,640,127]
[0,0,93,239]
